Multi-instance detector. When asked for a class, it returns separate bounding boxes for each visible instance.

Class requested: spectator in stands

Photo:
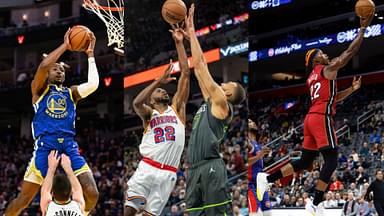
[297,197,305,207]
[166,205,182,216]
[358,197,372,216]
[364,169,384,216]
[351,148,360,164]
[323,192,337,208]
[342,192,359,216]
[335,192,346,207]
[350,183,360,197]
[329,175,344,192]
[369,130,381,144]
[356,166,370,186]
[360,142,370,157]
[280,194,293,207]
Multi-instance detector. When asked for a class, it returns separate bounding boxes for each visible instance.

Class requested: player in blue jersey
[5,28,99,216]
[248,119,271,216]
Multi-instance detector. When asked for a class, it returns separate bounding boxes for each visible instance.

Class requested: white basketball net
[83,0,124,48]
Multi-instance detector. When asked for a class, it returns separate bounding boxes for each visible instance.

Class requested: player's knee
[293,150,317,171]
[84,185,99,204]
[319,148,338,181]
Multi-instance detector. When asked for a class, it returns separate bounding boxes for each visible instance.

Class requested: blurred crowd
[0,120,124,215]
[250,84,384,215]
[124,103,248,215]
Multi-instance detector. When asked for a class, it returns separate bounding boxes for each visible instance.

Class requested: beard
[158,97,170,104]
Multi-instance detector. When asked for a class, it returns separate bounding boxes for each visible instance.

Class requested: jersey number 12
[154,126,175,144]
[310,82,321,100]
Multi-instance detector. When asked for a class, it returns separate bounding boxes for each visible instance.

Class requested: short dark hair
[231,82,246,105]
[376,169,383,175]
[52,174,72,201]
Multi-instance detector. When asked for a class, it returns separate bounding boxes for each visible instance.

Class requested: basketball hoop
[83,0,124,49]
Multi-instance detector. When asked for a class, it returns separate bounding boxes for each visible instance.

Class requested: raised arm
[324,15,373,80]
[60,154,85,211]
[133,62,175,127]
[40,151,60,215]
[170,27,191,123]
[186,4,229,120]
[249,147,270,166]
[336,76,361,102]
[71,31,99,103]
[32,29,71,103]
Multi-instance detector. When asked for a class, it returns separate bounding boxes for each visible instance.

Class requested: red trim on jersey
[248,189,258,213]
[142,157,177,173]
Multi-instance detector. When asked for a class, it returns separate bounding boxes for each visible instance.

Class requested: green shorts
[186,158,233,216]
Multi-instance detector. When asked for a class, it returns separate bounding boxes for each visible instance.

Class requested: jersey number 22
[154,126,175,144]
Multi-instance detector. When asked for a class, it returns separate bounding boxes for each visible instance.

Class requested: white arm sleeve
[77,57,99,98]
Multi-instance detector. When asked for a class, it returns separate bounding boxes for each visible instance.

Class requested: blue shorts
[248,183,271,212]
[24,136,90,185]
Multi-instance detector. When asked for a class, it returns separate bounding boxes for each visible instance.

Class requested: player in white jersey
[40,151,85,216]
[125,27,191,216]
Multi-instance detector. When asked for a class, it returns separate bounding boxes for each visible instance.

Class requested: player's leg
[200,159,233,216]
[185,167,204,216]
[4,181,40,216]
[248,184,258,215]
[125,162,152,216]
[373,200,384,216]
[257,115,318,200]
[144,170,177,215]
[77,172,99,214]
[312,115,338,206]
[6,143,48,215]
[259,191,272,216]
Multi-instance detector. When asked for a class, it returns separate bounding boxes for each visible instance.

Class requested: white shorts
[125,160,177,215]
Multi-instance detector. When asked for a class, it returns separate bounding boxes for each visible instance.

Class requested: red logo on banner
[17,35,25,44]
[104,77,112,87]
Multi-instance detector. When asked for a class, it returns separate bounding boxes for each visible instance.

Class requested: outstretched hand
[156,60,175,84]
[185,4,195,34]
[169,22,189,43]
[352,76,362,91]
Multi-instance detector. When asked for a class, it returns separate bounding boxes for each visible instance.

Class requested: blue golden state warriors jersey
[248,140,263,184]
[32,84,76,139]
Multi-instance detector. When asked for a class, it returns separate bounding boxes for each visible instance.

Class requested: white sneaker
[305,198,317,216]
[305,199,325,216]
[256,172,269,201]
[316,202,325,216]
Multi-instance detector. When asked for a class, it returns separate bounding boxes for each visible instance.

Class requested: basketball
[355,0,375,18]
[69,25,91,51]
[161,0,187,24]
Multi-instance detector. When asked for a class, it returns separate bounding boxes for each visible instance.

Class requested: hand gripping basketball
[85,31,96,57]
[64,28,73,51]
